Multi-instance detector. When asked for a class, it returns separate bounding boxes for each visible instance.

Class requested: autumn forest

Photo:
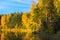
[0,0,60,40]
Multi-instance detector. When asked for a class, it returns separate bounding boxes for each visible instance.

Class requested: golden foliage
[14,24,18,37]
[1,15,6,27]
[6,14,11,22]
[1,14,11,27]
[43,8,48,18]
[1,32,5,40]
[54,0,60,8]
[22,12,28,26]
[29,0,35,25]
[38,0,43,7]
[30,0,35,16]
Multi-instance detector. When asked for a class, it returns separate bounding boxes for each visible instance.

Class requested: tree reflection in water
[0,28,41,40]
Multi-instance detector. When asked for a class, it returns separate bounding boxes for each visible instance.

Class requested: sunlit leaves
[1,15,6,27]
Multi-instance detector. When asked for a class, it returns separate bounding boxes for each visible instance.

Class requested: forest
[0,0,60,40]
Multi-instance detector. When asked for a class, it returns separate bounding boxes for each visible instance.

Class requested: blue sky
[0,0,38,14]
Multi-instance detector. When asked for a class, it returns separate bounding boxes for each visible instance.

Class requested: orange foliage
[1,32,5,40]
[1,15,6,27]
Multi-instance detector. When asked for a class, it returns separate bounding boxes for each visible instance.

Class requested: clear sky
[0,0,38,14]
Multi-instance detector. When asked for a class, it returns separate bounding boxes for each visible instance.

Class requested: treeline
[0,0,60,34]
[34,0,60,33]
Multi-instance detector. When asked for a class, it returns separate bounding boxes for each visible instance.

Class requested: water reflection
[0,29,41,40]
